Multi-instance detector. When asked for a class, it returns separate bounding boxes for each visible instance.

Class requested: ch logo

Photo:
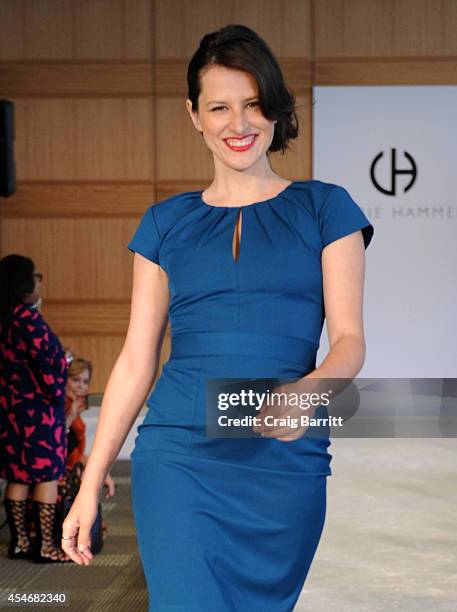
[370,148,417,196]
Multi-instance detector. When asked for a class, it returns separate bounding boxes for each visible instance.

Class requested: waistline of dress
[169,331,319,368]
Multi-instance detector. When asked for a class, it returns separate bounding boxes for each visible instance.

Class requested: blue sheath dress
[128,180,374,611]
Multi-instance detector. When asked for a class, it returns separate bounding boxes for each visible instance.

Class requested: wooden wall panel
[155,0,312,58]
[41,302,131,336]
[0,63,153,98]
[54,335,127,393]
[0,183,156,218]
[2,0,456,393]
[314,0,457,84]
[316,58,457,85]
[156,97,212,180]
[315,0,395,58]
[1,218,139,300]
[13,98,154,180]
[315,0,457,58]
[0,0,155,392]
[72,0,152,60]
[0,0,74,60]
[0,0,152,61]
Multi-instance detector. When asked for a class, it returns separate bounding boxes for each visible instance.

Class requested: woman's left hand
[65,395,86,429]
[102,473,115,499]
[252,382,316,442]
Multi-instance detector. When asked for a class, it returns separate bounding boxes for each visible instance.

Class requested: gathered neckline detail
[198,180,299,209]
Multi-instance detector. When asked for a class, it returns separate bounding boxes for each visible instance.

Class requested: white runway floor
[296,438,457,611]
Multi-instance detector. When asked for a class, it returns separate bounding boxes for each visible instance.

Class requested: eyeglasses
[33,272,43,282]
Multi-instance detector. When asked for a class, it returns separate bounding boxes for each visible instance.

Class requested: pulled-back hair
[187,24,299,155]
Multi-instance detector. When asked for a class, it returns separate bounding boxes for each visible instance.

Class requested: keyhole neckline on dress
[232,208,242,263]
[199,180,295,210]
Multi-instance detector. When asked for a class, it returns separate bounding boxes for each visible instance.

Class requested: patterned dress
[0,302,68,483]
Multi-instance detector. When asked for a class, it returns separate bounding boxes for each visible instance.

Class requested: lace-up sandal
[32,500,72,563]
[4,498,35,560]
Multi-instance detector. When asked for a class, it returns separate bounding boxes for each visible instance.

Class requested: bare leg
[32,480,57,503]
[5,482,29,501]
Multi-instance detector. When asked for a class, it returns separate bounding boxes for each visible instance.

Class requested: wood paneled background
[1,0,456,392]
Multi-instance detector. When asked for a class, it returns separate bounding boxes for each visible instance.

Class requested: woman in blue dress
[61,24,373,611]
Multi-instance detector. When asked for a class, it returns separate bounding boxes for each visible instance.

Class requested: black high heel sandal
[32,500,71,563]
[4,498,35,560]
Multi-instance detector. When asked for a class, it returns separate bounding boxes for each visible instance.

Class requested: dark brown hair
[0,254,35,318]
[187,24,299,155]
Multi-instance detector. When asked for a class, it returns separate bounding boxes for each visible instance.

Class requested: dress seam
[149,205,162,241]
[131,448,331,477]
[318,184,338,250]
[187,356,203,453]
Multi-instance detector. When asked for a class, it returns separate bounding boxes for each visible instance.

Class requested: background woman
[0,254,72,563]
[64,357,115,501]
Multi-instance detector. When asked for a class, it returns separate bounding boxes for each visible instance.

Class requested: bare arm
[79,253,169,494]
[308,229,367,380]
[254,230,369,441]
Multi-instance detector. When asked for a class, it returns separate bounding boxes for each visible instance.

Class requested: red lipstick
[224,134,258,152]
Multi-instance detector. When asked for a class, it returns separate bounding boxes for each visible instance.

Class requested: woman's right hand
[61,489,98,566]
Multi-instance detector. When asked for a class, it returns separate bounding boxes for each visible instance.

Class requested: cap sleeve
[319,185,374,250]
[128,205,160,264]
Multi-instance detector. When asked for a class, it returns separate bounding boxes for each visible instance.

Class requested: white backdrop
[312,86,456,378]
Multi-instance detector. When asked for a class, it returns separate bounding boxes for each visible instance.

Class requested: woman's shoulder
[290,179,346,201]
[153,189,202,209]
[0,304,41,341]
[140,189,204,233]
[282,179,337,216]
[292,180,373,249]
[13,301,34,314]
[9,303,51,337]
[288,179,359,217]
[10,302,42,323]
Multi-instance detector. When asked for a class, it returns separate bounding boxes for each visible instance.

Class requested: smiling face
[67,368,91,400]
[186,64,277,173]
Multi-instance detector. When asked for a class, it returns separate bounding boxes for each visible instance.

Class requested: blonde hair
[68,357,93,381]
